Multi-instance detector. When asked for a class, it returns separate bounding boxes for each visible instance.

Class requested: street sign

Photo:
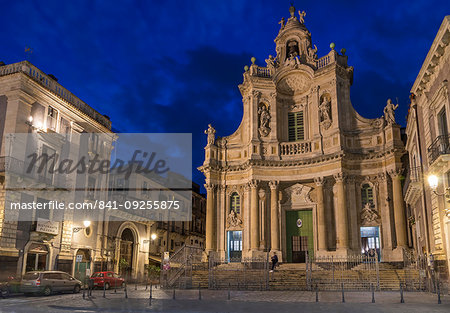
[76,255,83,263]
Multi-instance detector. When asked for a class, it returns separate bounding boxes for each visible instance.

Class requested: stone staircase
[190,262,424,291]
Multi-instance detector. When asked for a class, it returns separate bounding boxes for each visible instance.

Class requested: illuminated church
[199,6,409,262]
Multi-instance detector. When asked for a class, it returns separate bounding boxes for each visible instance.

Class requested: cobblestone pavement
[0,286,449,313]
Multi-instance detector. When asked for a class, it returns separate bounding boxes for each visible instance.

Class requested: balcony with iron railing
[428,134,450,165]
[0,61,111,129]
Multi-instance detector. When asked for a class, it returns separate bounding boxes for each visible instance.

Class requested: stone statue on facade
[204,124,216,145]
[298,10,306,24]
[361,202,380,225]
[258,105,271,137]
[227,209,242,227]
[278,17,285,29]
[383,99,398,125]
[265,55,278,70]
[306,44,318,64]
[319,97,332,129]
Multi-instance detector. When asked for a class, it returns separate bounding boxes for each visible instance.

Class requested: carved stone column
[259,188,267,250]
[334,173,349,250]
[269,181,280,251]
[218,185,226,253]
[314,177,327,251]
[249,180,259,250]
[205,183,216,253]
[389,169,407,248]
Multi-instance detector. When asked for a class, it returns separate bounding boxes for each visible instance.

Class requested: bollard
[237,282,240,290]
[145,279,148,291]
[228,283,231,300]
[341,282,345,303]
[400,283,404,303]
[315,284,318,303]
[114,280,117,293]
[125,283,128,299]
[103,281,106,298]
[173,288,176,300]
[149,283,152,306]
[135,281,137,291]
[371,283,375,303]
[83,278,86,299]
[89,282,92,297]
[437,281,441,304]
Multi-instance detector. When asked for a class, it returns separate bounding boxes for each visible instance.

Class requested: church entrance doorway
[360,226,381,260]
[286,210,313,263]
[119,228,135,278]
[227,231,242,262]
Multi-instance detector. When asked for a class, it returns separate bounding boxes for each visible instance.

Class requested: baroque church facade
[199,6,409,262]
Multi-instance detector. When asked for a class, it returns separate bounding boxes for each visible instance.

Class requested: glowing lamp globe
[427,175,438,190]
[83,220,91,228]
[151,233,157,240]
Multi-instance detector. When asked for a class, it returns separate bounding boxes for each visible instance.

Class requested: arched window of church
[288,111,304,141]
[361,184,374,207]
[230,192,240,214]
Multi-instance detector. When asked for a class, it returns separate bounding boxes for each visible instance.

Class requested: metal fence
[208,254,270,290]
[162,245,203,289]
[306,251,429,291]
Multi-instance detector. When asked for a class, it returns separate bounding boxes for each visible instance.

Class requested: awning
[148,255,161,263]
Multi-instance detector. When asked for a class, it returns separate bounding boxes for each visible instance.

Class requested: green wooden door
[286,210,314,263]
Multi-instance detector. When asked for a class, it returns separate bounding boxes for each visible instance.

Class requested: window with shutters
[230,192,240,214]
[361,184,374,206]
[288,111,304,141]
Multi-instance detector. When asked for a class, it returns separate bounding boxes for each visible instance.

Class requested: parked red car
[90,272,124,289]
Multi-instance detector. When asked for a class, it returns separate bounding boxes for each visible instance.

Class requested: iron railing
[428,134,450,165]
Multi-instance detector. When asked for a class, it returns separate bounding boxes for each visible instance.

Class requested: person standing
[270,253,278,272]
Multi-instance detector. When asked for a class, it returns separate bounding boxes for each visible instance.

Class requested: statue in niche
[285,40,301,67]
[258,104,271,137]
[319,97,331,122]
[204,124,216,145]
[298,10,306,24]
[383,99,398,125]
[306,44,318,63]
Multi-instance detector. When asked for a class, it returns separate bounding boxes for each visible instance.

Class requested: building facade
[0,60,114,280]
[200,6,409,263]
[0,61,207,281]
[405,16,450,285]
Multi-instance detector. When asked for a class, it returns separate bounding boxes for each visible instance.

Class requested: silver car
[20,271,82,296]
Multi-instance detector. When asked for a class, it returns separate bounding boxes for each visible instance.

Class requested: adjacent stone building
[0,60,114,280]
[405,16,450,285]
[200,6,409,263]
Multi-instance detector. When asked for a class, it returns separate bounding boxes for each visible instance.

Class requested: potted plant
[145,264,161,284]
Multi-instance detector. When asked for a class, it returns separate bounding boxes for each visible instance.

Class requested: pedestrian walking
[270,252,278,272]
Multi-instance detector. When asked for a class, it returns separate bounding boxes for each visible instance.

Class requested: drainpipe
[410,93,431,254]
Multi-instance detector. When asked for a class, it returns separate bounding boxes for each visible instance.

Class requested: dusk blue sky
[1,0,448,189]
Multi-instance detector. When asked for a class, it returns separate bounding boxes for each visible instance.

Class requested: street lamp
[427,174,439,192]
[151,233,157,241]
[73,220,91,233]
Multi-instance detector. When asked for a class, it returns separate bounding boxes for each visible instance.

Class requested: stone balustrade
[0,61,111,129]
[250,65,272,78]
[280,141,312,155]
